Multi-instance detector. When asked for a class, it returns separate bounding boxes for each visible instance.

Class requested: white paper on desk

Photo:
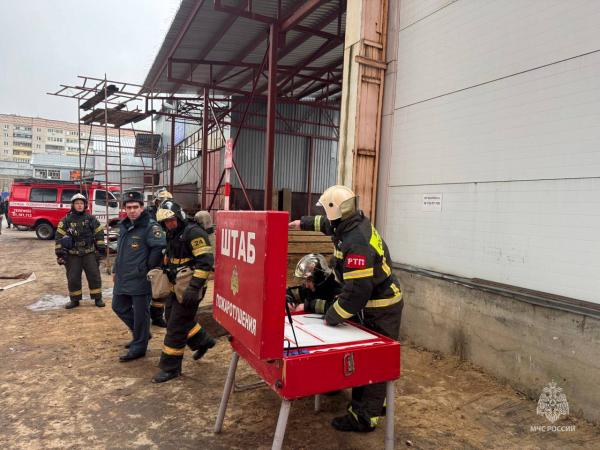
[283,314,378,348]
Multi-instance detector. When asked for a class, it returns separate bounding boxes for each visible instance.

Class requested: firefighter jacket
[300,212,402,325]
[55,210,105,257]
[286,273,342,314]
[112,210,166,295]
[164,221,213,291]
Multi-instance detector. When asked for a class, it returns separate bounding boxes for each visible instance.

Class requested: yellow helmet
[155,188,173,201]
[317,185,357,221]
[156,200,184,222]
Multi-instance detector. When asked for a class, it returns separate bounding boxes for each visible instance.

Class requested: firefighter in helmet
[147,188,174,327]
[152,201,216,383]
[289,185,404,433]
[55,193,106,309]
[286,253,341,314]
[147,188,173,221]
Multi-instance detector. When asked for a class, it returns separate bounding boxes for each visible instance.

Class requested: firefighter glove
[182,285,200,306]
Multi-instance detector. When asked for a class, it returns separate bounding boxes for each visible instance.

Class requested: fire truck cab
[7,178,121,240]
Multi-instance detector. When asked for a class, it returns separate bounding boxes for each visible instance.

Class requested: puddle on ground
[27,288,114,311]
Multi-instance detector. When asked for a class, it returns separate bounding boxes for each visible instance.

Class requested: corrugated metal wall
[231,101,338,193]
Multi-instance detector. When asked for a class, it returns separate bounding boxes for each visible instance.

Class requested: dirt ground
[1,227,599,449]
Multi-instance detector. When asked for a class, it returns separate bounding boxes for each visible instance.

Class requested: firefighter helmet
[154,187,173,202]
[156,200,185,223]
[194,210,214,233]
[294,253,332,286]
[317,185,357,221]
[70,193,88,208]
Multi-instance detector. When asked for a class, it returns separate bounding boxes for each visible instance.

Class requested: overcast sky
[0,0,180,123]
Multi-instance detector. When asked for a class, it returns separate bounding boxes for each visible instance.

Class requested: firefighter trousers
[150,297,166,321]
[65,253,102,301]
[349,300,404,427]
[159,292,212,372]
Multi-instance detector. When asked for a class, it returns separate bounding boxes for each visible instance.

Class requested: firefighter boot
[192,333,216,360]
[152,316,167,327]
[152,368,181,383]
[65,300,80,309]
[95,298,106,307]
[331,414,375,433]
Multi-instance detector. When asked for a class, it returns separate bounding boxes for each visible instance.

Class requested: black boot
[193,335,216,360]
[331,414,375,433]
[152,369,181,383]
[152,317,167,328]
[65,300,80,309]
[95,298,106,307]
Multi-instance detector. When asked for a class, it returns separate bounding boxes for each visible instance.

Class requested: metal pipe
[214,351,240,434]
[272,399,292,450]
[306,137,313,215]
[264,23,278,210]
[169,116,176,193]
[201,87,209,209]
[385,381,395,450]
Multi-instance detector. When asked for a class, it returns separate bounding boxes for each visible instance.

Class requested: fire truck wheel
[35,221,55,240]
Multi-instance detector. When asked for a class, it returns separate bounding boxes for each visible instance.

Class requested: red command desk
[212,211,400,450]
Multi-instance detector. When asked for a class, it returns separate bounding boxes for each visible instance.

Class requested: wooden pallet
[287,231,333,285]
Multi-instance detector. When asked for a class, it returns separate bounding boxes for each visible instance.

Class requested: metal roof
[142,0,345,100]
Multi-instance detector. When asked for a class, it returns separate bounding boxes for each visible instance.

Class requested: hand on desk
[288,220,300,230]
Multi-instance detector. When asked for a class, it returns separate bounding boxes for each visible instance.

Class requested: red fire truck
[7,178,122,240]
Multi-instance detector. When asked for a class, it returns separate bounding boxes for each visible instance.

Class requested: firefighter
[147,188,173,327]
[152,202,215,383]
[289,185,404,433]
[55,193,106,309]
[147,188,173,221]
[286,253,341,314]
[112,190,166,362]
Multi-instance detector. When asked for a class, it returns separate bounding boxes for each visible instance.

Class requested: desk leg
[385,381,395,450]
[272,399,292,450]
[314,394,321,412]
[214,351,240,433]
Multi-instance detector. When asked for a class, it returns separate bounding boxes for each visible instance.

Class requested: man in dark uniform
[146,188,173,328]
[286,253,341,314]
[112,191,166,362]
[289,185,404,433]
[152,202,215,383]
[55,193,106,309]
[4,200,12,229]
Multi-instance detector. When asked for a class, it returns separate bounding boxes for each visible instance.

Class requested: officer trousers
[159,292,212,372]
[350,300,404,427]
[65,253,102,301]
[112,293,151,355]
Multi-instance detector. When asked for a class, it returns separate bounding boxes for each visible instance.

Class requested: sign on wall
[422,193,442,211]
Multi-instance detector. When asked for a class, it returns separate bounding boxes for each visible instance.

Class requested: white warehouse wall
[378,0,600,303]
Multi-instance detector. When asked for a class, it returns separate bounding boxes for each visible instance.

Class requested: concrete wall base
[397,270,600,425]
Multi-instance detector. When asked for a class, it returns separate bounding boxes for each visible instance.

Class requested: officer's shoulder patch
[151,224,163,238]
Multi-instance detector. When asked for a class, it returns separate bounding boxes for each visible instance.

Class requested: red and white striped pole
[224,138,233,211]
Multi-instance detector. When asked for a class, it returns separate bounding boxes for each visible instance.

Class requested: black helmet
[123,190,144,206]
[156,200,185,223]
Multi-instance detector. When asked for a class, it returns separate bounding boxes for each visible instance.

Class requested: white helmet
[317,185,357,221]
[71,193,88,207]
